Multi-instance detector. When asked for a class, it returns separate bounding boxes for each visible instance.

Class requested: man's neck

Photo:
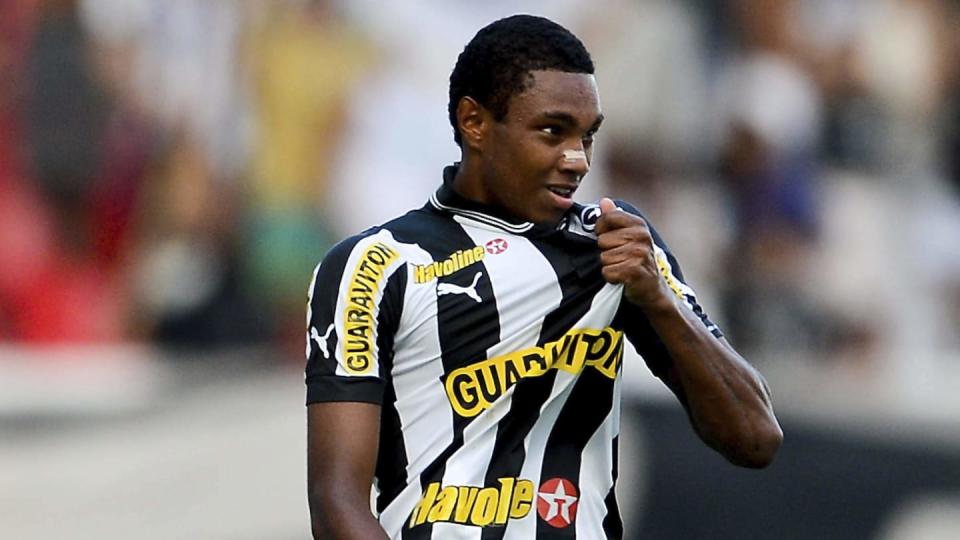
[450,156,490,205]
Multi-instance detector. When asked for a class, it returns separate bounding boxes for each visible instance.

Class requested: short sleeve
[305,230,407,405]
[612,201,723,379]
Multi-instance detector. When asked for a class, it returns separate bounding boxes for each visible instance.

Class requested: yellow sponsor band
[413,246,486,284]
[342,241,399,374]
[445,327,623,418]
[408,477,534,528]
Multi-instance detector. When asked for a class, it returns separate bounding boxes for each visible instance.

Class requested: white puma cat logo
[310,323,335,359]
[437,272,483,303]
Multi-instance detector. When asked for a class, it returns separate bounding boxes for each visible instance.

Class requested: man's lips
[546,184,578,199]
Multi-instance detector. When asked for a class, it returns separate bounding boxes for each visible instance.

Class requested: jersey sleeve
[305,230,407,406]
[612,200,723,380]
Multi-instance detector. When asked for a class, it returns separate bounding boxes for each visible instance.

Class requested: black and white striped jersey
[305,166,721,539]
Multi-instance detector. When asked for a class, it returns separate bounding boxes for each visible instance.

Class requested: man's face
[477,70,603,226]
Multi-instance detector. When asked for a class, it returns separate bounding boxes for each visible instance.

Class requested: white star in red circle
[537,477,578,528]
[485,238,508,255]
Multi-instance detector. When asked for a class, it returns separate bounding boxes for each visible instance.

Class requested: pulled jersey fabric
[305,166,721,539]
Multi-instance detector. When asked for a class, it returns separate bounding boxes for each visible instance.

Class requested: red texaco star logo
[537,477,579,528]
[485,238,508,255]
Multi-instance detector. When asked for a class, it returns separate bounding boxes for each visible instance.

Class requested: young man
[306,15,782,540]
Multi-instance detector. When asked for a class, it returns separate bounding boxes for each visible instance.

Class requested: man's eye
[541,126,562,136]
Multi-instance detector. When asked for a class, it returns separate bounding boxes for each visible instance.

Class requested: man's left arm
[596,198,783,468]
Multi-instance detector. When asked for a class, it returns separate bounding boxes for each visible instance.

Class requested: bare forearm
[642,295,783,468]
[307,402,389,540]
[309,491,389,540]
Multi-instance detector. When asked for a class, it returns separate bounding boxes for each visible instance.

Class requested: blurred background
[1,0,959,538]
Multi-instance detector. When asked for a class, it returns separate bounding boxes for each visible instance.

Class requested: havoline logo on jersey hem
[408,477,535,528]
[445,327,624,418]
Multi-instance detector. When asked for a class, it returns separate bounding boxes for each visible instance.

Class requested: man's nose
[560,148,590,178]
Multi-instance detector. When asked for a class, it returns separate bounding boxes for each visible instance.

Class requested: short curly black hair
[448,14,594,146]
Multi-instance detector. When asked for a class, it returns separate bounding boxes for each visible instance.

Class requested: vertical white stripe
[434,407,505,540]
[376,235,452,538]
[460,227,564,357]
[507,382,571,539]
[431,521,483,540]
[388,239,453,482]
[576,376,621,537]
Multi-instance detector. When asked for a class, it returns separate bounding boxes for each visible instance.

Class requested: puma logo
[311,323,335,359]
[437,272,483,303]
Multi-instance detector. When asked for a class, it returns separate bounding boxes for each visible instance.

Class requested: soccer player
[305,14,782,540]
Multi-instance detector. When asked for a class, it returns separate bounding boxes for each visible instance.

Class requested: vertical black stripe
[375,268,409,513]
[481,235,606,540]
[392,216,501,539]
[602,435,623,539]
[306,234,366,398]
[535,354,619,539]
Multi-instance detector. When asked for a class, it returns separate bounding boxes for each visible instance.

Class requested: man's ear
[456,96,489,152]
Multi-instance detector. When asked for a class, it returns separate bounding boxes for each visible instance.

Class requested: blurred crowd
[1,0,959,374]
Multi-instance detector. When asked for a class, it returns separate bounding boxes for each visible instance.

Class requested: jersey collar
[429,164,578,237]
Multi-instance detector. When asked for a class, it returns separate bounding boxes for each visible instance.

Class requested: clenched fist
[595,197,674,309]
